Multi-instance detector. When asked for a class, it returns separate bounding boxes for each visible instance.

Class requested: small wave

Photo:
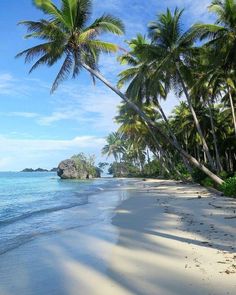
[0,217,106,256]
[0,199,88,227]
[97,187,105,191]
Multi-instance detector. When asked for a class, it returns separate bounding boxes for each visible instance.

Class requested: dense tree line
[102,1,236,194]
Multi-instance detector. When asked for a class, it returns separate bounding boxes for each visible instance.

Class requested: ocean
[0,172,128,255]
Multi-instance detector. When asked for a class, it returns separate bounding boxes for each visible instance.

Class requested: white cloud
[0,73,50,98]
[41,81,122,131]
[0,73,16,95]
[37,109,78,126]
[0,73,121,132]
[8,112,39,118]
[0,135,107,171]
[0,135,105,152]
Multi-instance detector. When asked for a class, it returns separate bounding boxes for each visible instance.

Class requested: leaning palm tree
[17,0,125,92]
[17,0,224,185]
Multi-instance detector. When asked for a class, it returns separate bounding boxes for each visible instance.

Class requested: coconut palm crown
[17,0,125,92]
[193,0,236,70]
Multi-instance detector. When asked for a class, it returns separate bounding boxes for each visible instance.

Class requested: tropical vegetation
[71,153,100,177]
[18,0,236,195]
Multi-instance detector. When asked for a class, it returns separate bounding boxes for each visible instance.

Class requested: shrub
[219,171,230,180]
[108,162,140,177]
[71,153,98,177]
[191,168,207,183]
[201,177,214,187]
[171,163,191,180]
[220,177,236,198]
[143,160,161,177]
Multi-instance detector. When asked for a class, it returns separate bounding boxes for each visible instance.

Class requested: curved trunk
[176,66,215,171]
[82,63,224,185]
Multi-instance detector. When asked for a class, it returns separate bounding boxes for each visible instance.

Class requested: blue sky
[0,0,214,171]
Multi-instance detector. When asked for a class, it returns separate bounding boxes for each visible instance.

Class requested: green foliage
[201,177,214,188]
[191,168,215,187]
[18,0,125,93]
[221,177,236,197]
[169,163,191,181]
[219,171,230,180]
[191,168,208,183]
[143,160,161,177]
[71,153,99,177]
[108,162,140,177]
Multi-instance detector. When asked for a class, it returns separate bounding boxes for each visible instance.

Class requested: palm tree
[118,34,193,173]
[192,0,236,136]
[146,8,215,170]
[102,132,124,163]
[189,67,223,172]
[17,0,125,92]
[211,70,236,137]
[17,0,224,185]
[116,102,181,176]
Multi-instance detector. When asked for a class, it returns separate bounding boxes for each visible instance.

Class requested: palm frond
[51,53,73,93]
[74,0,92,28]
[117,67,139,89]
[33,0,65,24]
[77,28,97,43]
[88,14,125,35]
[29,54,51,73]
[87,40,118,53]
[190,23,226,41]
[16,42,53,62]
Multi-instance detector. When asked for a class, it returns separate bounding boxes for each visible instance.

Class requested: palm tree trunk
[207,99,223,173]
[197,145,200,162]
[227,86,236,137]
[157,102,192,173]
[229,148,233,172]
[225,151,230,172]
[152,149,171,175]
[146,148,150,164]
[150,136,182,177]
[81,63,224,185]
[176,65,215,170]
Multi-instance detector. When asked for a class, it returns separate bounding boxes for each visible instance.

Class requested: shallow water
[0,172,129,255]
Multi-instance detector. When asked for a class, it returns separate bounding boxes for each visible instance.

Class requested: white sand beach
[0,179,235,295]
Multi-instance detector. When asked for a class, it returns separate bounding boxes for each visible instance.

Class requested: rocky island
[57,153,101,179]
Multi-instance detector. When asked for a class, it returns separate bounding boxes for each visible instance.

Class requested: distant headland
[21,168,57,172]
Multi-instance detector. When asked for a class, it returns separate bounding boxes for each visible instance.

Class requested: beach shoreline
[0,178,235,295]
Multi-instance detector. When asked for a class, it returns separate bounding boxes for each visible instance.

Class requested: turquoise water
[0,172,127,255]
